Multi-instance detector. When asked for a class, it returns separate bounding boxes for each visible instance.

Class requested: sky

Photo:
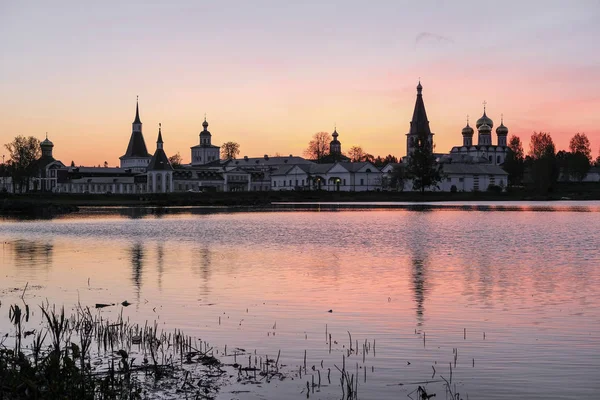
[1,0,600,166]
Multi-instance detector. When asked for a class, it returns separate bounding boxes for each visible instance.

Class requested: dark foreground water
[1,202,599,399]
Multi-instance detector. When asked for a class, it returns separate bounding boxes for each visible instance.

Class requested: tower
[496,115,509,147]
[330,126,342,155]
[120,98,152,171]
[476,102,493,146]
[40,133,54,159]
[147,123,174,193]
[406,81,434,157]
[191,116,221,166]
[461,117,474,147]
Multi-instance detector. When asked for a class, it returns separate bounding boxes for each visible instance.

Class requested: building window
[343,179,346,185]
[273,181,277,187]
[459,177,464,182]
[497,155,501,164]
[360,179,364,185]
[447,177,451,182]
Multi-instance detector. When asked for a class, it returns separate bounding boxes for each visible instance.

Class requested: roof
[408,82,432,136]
[190,143,220,149]
[336,162,377,172]
[121,131,151,158]
[442,163,508,175]
[224,156,314,167]
[148,148,173,171]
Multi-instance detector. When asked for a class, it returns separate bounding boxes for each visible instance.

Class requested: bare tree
[168,152,183,167]
[304,132,331,162]
[221,142,240,160]
[347,146,366,162]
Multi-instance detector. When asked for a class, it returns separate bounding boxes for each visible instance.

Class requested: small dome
[462,123,474,136]
[476,112,493,129]
[479,123,492,133]
[41,137,54,147]
[202,119,209,128]
[496,123,508,136]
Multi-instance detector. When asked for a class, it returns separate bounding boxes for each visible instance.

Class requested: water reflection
[411,257,427,326]
[11,239,53,270]
[193,246,212,297]
[129,242,145,300]
[157,242,164,290]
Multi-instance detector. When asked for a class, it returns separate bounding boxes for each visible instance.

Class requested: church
[397,81,509,192]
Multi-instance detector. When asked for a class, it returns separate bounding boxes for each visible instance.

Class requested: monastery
[13,82,514,193]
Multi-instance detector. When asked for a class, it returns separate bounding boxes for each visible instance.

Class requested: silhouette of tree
[527,132,558,192]
[389,164,406,191]
[70,160,75,167]
[557,150,590,182]
[221,142,240,160]
[348,146,366,162]
[529,132,555,159]
[503,135,525,186]
[406,133,442,193]
[569,133,592,161]
[4,135,41,193]
[103,161,108,168]
[168,152,183,167]
[304,132,331,162]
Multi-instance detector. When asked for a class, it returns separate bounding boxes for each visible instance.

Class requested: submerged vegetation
[0,302,227,399]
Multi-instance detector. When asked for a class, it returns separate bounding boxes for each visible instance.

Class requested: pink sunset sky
[1,0,599,166]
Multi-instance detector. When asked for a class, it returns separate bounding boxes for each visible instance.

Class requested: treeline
[504,132,598,192]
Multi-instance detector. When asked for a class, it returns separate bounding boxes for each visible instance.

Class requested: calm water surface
[1,202,599,399]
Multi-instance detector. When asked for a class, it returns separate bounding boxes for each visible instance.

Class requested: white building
[271,161,382,191]
[190,118,220,166]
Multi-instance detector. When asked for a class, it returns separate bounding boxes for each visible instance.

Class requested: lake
[1,202,599,399]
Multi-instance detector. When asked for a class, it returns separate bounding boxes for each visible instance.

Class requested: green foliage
[406,135,442,193]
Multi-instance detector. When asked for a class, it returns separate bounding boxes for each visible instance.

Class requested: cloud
[415,32,454,45]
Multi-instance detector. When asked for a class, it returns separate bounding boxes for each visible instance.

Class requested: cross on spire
[483,100,487,112]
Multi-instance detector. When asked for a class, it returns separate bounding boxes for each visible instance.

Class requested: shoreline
[2,186,600,216]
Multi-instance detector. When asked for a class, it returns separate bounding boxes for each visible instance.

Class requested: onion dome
[479,123,492,134]
[417,80,423,92]
[202,118,209,129]
[476,104,493,129]
[461,117,474,136]
[496,115,508,136]
[41,133,54,147]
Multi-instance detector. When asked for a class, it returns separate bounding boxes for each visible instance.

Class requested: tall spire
[133,96,141,125]
[157,123,163,143]
[408,80,431,136]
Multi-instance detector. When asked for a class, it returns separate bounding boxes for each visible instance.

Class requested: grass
[0,303,226,399]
